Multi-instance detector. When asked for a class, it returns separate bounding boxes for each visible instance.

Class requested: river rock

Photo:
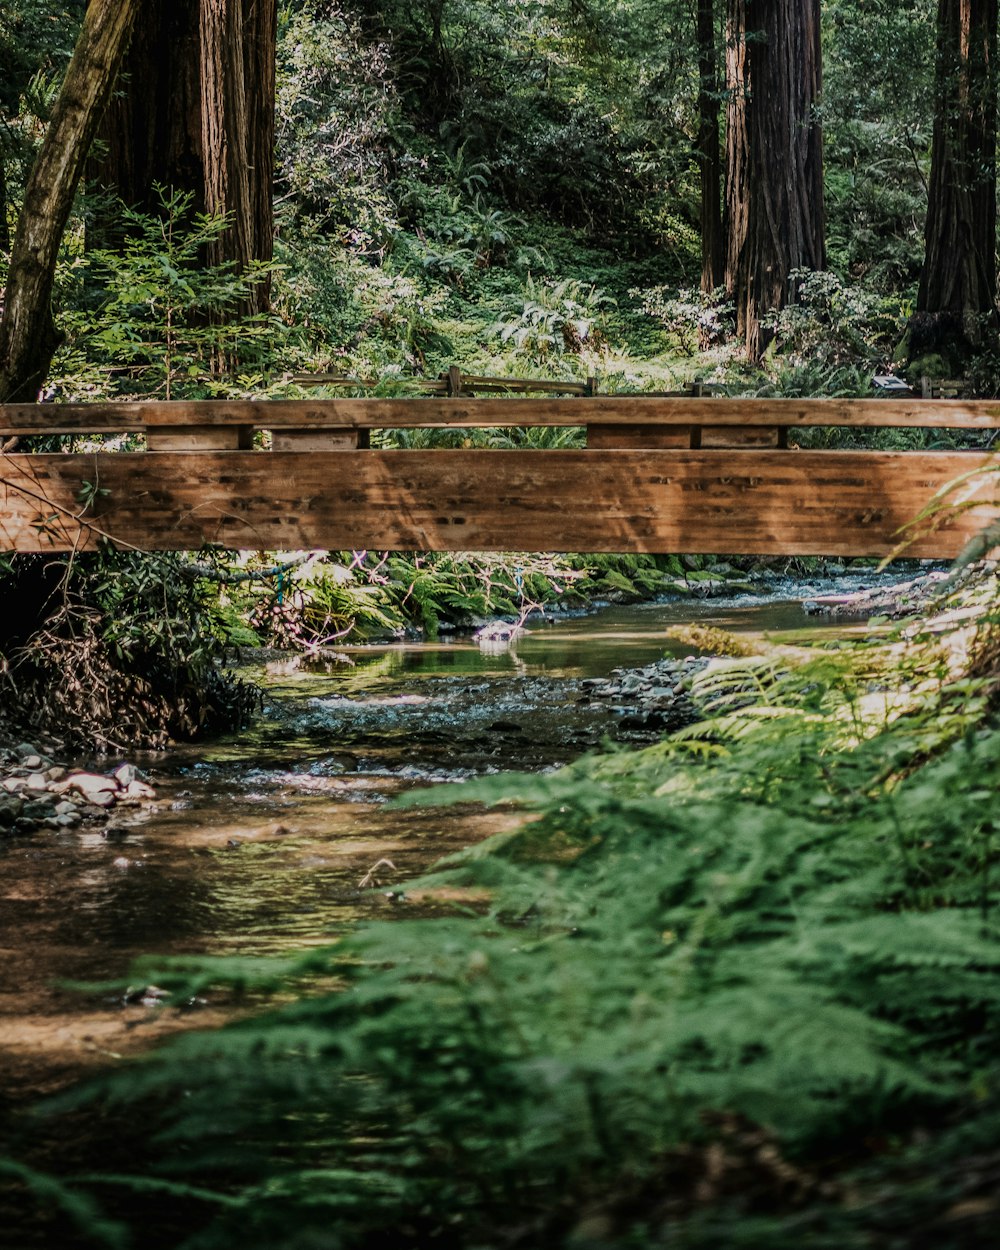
[121,779,156,803]
[60,772,119,807]
[0,796,24,827]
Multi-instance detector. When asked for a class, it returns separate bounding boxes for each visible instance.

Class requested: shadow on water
[0,587,881,1108]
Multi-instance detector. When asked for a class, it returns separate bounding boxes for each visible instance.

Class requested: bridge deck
[1,398,998,556]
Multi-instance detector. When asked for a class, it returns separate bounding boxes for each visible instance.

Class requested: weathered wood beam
[0,449,995,556]
[2,397,1000,434]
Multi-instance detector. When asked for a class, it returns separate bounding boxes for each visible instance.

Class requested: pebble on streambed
[0,741,156,836]
[579,654,710,732]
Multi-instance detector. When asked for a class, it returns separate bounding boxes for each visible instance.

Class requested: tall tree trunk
[0,156,10,253]
[698,0,724,293]
[724,0,825,360]
[91,0,276,313]
[87,0,203,234]
[200,0,276,313]
[917,0,998,345]
[0,0,140,404]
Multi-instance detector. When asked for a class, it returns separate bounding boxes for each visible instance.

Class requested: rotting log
[0,449,996,557]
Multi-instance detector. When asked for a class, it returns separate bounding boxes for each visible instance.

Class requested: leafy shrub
[637,284,735,355]
[0,548,258,752]
[275,0,399,238]
[40,588,1000,1246]
[61,187,284,401]
[490,275,614,360]
[765,268,908,369]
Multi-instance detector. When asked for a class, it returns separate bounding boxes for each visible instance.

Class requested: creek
[0,581,880,1110]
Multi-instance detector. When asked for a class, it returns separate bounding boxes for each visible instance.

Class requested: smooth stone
[0,798,23,826]
[121,779,156,802]
[64,772,120,805]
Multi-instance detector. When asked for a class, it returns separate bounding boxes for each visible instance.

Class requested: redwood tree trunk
[91,0,276,313]
[0,0,140,403]
[0,157,9,253]
[917,0,998,343]
[724,0,825,360]
[698,0,724,293]
[87,0,203,230]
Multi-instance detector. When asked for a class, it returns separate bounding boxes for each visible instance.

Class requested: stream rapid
[0,582,881,1105]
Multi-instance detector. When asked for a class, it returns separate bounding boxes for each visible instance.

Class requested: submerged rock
[0,739,157,836]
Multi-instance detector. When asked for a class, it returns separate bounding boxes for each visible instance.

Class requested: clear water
[0,587,881,1100]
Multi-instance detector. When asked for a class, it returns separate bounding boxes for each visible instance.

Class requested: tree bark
[698,0,724,293]
[0,0,140,404]
[87,0,203,233]
[0,156,9,254]
[917,0,998,344]
[724,0,825,360]
[91,0,276,314]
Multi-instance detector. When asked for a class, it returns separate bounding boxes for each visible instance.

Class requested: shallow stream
[0,580,882,1106]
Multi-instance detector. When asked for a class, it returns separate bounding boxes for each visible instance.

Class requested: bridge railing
[1,398,999,556]
[2,396,1000,445]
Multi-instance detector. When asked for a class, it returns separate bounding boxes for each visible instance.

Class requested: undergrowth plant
[56,187,284,402]
[21,573,1000,1248]
[0,548,258,752]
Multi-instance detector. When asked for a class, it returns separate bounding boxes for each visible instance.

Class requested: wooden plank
[1,449,995,557]
[701,426,785,449]
[270,429,369,451]
[587,424,690,449]
[460,376,593,396]
[4,397,1000,435]
[146,425,253,452]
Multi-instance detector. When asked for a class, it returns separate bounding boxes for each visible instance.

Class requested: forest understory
[3,1,1000,1246]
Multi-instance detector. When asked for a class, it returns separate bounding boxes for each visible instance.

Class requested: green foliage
[65,187,284,401]
[823,0,935,290]
[36,587,1000,1246]
[242,553,402,649]
[275,0,398,239]
[227,549,660,648]
[0,548,258,751]
[0,1,80,229]
[489,275,614,361]
[637,285,735,355]
[765,269,909,369]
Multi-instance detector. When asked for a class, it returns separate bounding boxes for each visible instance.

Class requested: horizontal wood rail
[1,398,999,557]
[3,397,1000,434]
[288,369,597,396]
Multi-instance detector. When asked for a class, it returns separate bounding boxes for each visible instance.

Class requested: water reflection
[0,588,875,1094]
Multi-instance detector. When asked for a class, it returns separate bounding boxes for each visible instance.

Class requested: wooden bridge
[1,397,999,556]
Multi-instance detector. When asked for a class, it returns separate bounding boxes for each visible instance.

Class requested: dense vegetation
[2,3,1000,1245]
[9,571,1000,1248]
[0,0,979,403]
[2,0,993,750]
